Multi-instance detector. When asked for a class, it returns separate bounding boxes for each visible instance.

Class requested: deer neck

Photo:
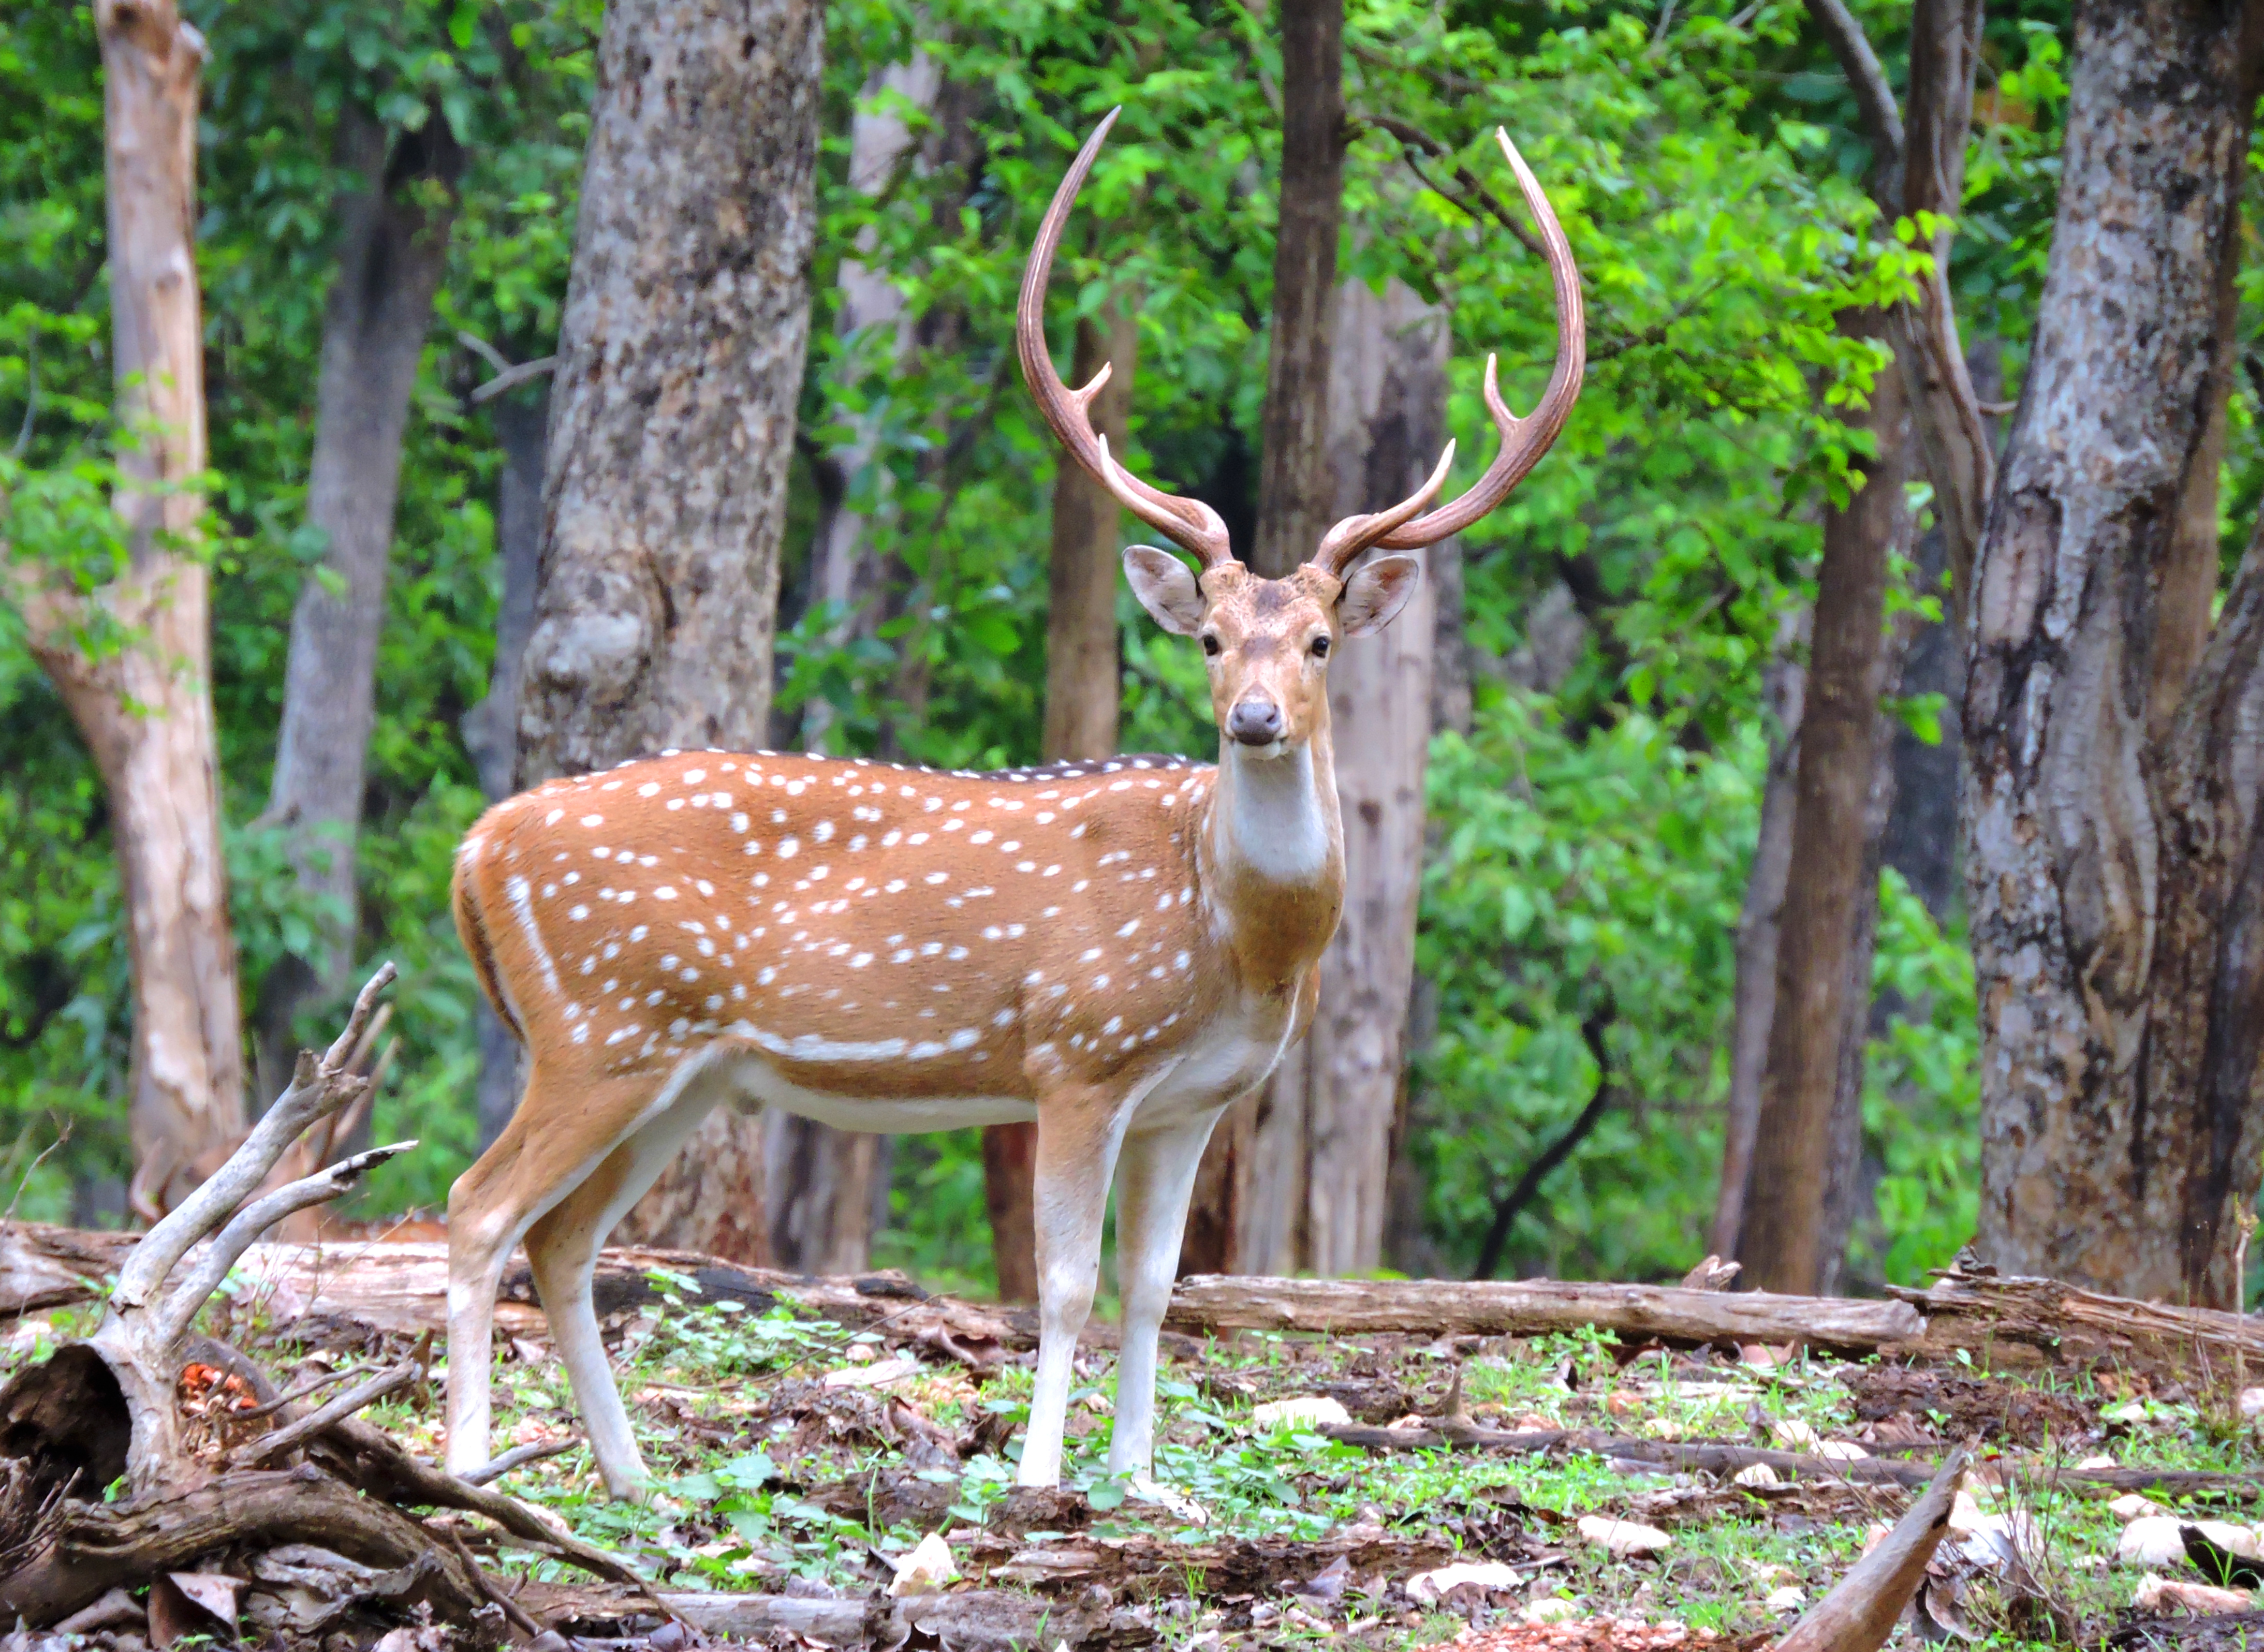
[1199,725,1345,991]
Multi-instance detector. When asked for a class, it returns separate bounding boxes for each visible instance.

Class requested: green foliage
[0,1,2091,1273]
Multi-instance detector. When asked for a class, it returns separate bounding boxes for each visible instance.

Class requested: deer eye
[1201,633,1222,657]
[1310,635,1330,658]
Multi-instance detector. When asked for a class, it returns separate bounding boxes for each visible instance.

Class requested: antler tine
[1018,109,1236,570]
[1310,439,1457,578]
[1371,128,1585,552]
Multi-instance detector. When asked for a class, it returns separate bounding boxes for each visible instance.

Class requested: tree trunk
[1740,309,1909,1295]
[1879,524,1962,923]
[1708,624,1806,1259]
[1817,599,1922,1291]
[1891,0,1992,618]
[1180,0,1346,1272]
[1246,0,1343,580]
[799,53,940,754]
[514,0,824,1262]
[1965,0,2264,1304]
[6,0,245,1220]
[1199,281,1444,1277]
[255,112,463,1101]
[979,302,1143,1302]
[462,380,549,1153]
[767,54,938,1280]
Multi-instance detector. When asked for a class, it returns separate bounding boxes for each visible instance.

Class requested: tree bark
[463,380,549,1154]
[1246,0,1343,580]
[1740,310,1909,1295]
[1179,0,1347,1272]
[6,0,245,1220]
[1709,625,1806,1258]
[978,303,1143,1302]
[514,0,824,1261]
[255,111,462,1100]
[799,53,939,754]
[1879,525,1962,923]
[1964,0,2264,1304]
[769,56,937,1279]
[1245,280,1446,1276]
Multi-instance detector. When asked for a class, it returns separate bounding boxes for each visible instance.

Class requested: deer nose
[1227,698,1283,747]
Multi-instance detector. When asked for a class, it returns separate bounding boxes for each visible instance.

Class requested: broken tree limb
[1777,1448,1968,1652]
[1319,1422,2264,1500]
[0,1462,495,1628]
[233,1361,417,1467]
[1890,1264,2264,1376]
[1166,1274,1927,1349]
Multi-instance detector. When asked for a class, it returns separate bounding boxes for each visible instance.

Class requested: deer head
[1017,110,1586,763]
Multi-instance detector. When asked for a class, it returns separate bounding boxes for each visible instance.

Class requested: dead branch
[0,1462,494,1629]
[232,1361,417,1467]
[1167,1274,1925,1349]
[460,1436,579,1486]
[1777,1449,1966,1652]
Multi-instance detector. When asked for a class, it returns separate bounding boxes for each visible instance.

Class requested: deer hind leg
[1105,1110,1224,1478]
[1019,1088,1134,1489]
[522,1080,728,1500]
[445,1067,664,1483]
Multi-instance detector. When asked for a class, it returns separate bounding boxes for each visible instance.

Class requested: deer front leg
[1019,1092,1131,1488]
[1106,1110,1224,1478]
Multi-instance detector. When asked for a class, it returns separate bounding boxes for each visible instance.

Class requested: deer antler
[1018,109,1237,571]
[1332,128,1585,564]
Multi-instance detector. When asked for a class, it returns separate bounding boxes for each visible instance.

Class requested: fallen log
[1778,1450,1967,1652]
[1165,1275,1926,1349]
[0,1223,1016,1355]
[1891,1264,2264,1376]
[1318,1423,2264,1500]
[514,1582,1156,1650]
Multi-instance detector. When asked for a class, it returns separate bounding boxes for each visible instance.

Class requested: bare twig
[9,329,36,460]
[154,1141,417,1347]
[437,1522,546,1638]
[469,357,558,406]
[236,1361,379,1421]
[1475,1002,1615,1278]
[233,1362,418,1467]
[459,1436,580,1486]
[115,963,396,1312]
[1804,0,1906,166]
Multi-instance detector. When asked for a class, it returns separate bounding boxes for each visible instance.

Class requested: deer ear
[1337,554,1421,637]
[1123,546,1206,636]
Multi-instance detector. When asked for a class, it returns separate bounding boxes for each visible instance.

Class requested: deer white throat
[1210,740,1336,888]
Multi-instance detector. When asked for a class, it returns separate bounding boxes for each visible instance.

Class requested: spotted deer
[444,114,1582,1499]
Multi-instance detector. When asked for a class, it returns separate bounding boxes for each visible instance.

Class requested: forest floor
[16,1274,2264,1650]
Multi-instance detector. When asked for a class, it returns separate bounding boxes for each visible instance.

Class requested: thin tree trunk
[979,302,1142,1302]
[1041,306,1136,763]
[255,112,463,1101]
[1282,281,1448,1275]
[463,381,549,1154]
[768,54,939,1280]
[799,53,939,754]
[514,0,824,1263]
[1740,309,1909,1295]
[1180,0,1346,1273]
[1965,0,2264,1303]
[1708,624,1806,1259]
[1879,524,1962,923]
[3,4,243,1218]
[4,1,245,1221]
[1818,599,1922,1291]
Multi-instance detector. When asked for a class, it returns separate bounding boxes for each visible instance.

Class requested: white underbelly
[714,1049,1036,1133]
